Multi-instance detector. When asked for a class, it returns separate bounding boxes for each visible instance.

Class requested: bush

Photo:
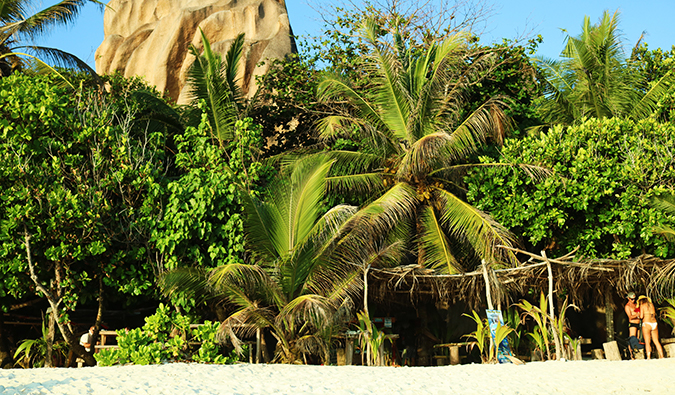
[94,304,239,366]
[467,117,675,259]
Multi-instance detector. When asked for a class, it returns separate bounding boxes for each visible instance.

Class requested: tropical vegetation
[317,18,520,274]
[2,2,675,369]
[534,10,675,126]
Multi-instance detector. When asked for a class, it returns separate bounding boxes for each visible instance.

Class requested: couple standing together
[624,292,664,359]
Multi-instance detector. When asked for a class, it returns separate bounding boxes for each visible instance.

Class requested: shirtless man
[624,292,640,338]
[637,296,665,359]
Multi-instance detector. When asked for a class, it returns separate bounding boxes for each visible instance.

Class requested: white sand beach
[1,359,674,395]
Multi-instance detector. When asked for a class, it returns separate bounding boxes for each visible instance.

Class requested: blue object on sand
[628,335,644,350]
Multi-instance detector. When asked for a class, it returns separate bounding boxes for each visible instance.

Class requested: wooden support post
[603,341,621,361]
[449,345,460,365]
[591,349,605,359]
[481,260,494,310]
[481,260,495,354]
[345,339,354,366]
[337,348,346,366]
[542,251,563,360]
[256,328,262,364]
[605,290,614,342]
[664,343,675,358]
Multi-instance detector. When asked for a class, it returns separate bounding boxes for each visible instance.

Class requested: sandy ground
[1,359,674,394]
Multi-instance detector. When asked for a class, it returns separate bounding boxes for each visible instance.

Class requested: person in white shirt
[79,326,94,352]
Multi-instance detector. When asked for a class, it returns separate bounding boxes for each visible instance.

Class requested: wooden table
[94,330,120,353]
[434,342,471,365]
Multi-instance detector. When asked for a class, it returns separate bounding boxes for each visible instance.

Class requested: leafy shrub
[94,304,239,366]
[467,118,675,259]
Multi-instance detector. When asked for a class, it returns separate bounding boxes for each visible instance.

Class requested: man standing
[624,292,640,338]
[624,292,644,358]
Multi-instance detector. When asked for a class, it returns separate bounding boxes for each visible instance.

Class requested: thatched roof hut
[367,246,675,311]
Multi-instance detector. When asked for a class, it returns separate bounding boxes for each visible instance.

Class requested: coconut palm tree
[316,18,520,274]
[534,10,675,125]
[185,29,246,145]
[162,156,361,363]
[0,0,102,77]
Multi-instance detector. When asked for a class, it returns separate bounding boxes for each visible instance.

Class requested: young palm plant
[534,10,675,126]
[162,156,361,363]
[317,18,520,274]
[185,28,246,145]
[0,0,102,77]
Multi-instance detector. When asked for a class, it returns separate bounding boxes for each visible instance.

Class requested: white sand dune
[1,359,673,394]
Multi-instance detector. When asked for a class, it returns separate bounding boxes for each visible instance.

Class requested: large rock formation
[95,0,296,103]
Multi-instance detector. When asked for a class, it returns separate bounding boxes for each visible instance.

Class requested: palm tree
[0,0,102,77]
[185,29,246,145]
[317,18,519,274]
[534,10,675,125]
[162,156,361,363]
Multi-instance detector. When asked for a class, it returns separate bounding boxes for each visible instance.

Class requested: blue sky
[33,0,675,69]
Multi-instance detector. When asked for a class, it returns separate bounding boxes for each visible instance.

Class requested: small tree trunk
[0,313,13,368]
[45,309,56,367]
[23,228,97,366]
[481,260,495,358]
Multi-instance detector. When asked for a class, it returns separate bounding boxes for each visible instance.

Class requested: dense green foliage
[148,110,266,277]
[467,117,675,259]
[0,71,266,318]
[94,304,239,366]
[0,73,169,311]
[630,44,675,122]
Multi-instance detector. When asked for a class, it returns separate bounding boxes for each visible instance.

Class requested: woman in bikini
[637,296,665,359]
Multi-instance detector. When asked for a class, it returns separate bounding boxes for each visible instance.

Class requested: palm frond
[397,132,452,180]
[446,99,509,161]
[434,187,518,266]
[419,205,463,273]
[346,182,418,240]
[362,19,411,143]
[3,0,103,41]
[629,70,675,121]
[159,267,218,305]
[16,45,98,76]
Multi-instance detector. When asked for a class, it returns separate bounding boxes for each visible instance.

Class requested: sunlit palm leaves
[186,29,245,144]
[0,0,102,76]
[318,18,518,274]
[534,10,675,125]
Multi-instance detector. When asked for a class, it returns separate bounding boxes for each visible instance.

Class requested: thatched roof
[367,246,675,310]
